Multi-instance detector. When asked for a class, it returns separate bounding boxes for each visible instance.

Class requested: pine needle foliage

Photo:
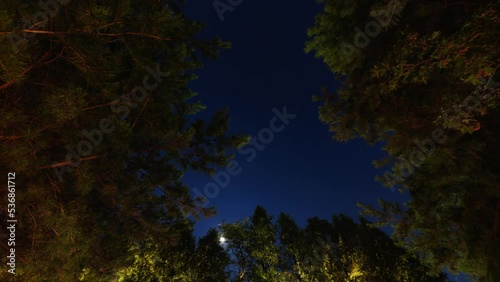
[0,1,247,280]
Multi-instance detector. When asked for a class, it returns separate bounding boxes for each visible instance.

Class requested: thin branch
[45,173,61,196]
[0,30,172,41]
[97,21,123,30]
[0,46,59,92]
[81,101,115,111]
[494,200,500,243]
[0,135,22,141]
[130,94,152,131]
[27,208,37,254]
[51,228,60,237]
[38,155,99,169]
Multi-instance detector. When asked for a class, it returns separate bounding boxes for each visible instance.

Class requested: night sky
[182,1,405,238]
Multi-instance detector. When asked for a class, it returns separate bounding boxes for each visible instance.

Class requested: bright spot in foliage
[219,236,226,244]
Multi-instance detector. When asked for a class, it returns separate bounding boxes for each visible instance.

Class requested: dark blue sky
[181,0,406,237]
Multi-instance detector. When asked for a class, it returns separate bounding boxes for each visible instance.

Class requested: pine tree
[307,0,500,279]
[0,1,247,280]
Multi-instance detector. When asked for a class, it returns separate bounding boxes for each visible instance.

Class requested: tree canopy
[0,1,246,280]
[114,206,449,281]
[307,0,499,280]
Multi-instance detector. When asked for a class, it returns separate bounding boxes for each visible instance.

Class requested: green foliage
[104,207,448,281]
[308,0,500,280]
[0,0,247,280]
[114,230,200,281]
[306,0,410,75]
[218,206,447,282]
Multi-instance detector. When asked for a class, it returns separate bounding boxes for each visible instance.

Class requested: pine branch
[0,45,62,92]
[45,173,61,195]
[130,94,152,131]
[27,207,37,255]
[81,101,115,111]
[494,200,500,243]
[0,135,22,141]
[38,155,99,169]
[0,30,172,41]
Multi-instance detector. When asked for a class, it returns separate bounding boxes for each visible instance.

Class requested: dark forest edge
[0,0,247,280]
[306,0,499,281]
[113,206,451,281]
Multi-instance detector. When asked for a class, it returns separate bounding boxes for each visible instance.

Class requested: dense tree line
[115,206,448,282]
[306,0,499,280]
